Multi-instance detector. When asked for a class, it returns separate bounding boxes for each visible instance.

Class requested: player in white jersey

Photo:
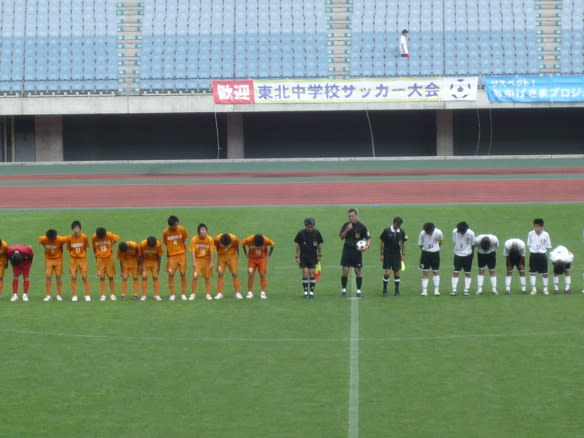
[417,222,443,296]
[527,218,552,295]
[549,245,574,294]
[450,222,475,296]
[503,238,527,294]
[474,234,499,295]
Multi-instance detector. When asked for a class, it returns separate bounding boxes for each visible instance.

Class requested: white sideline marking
[348,297,360,438]
[1,328,582,343]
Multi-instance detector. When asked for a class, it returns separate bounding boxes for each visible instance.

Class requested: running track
[1,169,583,208]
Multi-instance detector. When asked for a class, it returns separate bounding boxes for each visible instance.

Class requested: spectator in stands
[400,29,409,57]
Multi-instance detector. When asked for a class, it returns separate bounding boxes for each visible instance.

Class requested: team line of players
[338,209,576,298]
[0,215,278,302]
[0,212,577,302]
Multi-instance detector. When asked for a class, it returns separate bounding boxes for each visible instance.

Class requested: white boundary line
[348,297,360,438]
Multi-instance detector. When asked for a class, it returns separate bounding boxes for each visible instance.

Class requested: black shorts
[507,253,524,270]
[453,254,473,272]
[419,251,440,271]
[553,262,571,275]
[382,252,401,271]
[341,247,362,268]
[477,252,496,270]
[299,254,318,269]
[529,253,548,274]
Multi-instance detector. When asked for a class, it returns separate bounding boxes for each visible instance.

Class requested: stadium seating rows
[0,0,581,94]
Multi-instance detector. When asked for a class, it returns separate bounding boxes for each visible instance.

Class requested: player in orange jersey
[92,227,120,301]
[213,232,242,299]
[139,236,163,301]
[38,229,68,302]
[117,241,141,300]
[0,238,8,298]
[242,233,275,299]
[162,215,188,300]
[189,223,216,300]
[66,220,92,301]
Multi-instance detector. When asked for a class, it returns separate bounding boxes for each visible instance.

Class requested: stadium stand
[0,0,582,95]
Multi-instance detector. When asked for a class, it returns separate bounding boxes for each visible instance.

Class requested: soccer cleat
[476,288,483,295]
[99,295,106,301]
[120,295,126,300]
[56,294,63,301]
[394,291,400,297]
[154,295,162,301]
[189,293,196,301]
[84,295,91,302]
[553,288,560,295]
[304,292,309,299]
[72,295,79,302]
[140,296,147,301]
[382,290,388,297]
[530,289,537,295]
[132,295,140,300]
[169,294,176,301]
[450,291,457,296]
[22,294,29,302]
[564,289,572,295]
[10,294,18,302]
[341,291,347,298]
[206,294,213,301]
[505,289,511,295]
[543,289,549,296]
[492,290,499,296]
[235,292,243,300]
[421,291,428,296]
[309,292,315,299]
[43,295,52,302]
[110,294,117,301]
[246,291,254,299]
[521,288,526,294]
[356,290,362,298]
[214,293,224,300]
[463,291,470,296]
[433,291,441,296]
[181,294,187,301]
[260,291,267,299]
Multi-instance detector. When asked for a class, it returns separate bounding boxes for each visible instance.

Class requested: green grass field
[1,204,583,438]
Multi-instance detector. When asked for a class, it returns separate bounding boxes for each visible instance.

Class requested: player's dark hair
[220,233,232,246]
[304,217,315,227]
[197,223,207,234]
[533,218,544,227]
[480,236,491,251]
[456,221,469,234]
[147,236,157,247]
[423,222,435,235]
[253,234,264,247]
[71,220,81,229]
[402,29,408,34]
[168,215,179,226]
[393,217,403,226]
[348,208,358,215]
[45,229,58,240]
[96,227,107,239]
[10,251,23,266]
[119,241,129,252]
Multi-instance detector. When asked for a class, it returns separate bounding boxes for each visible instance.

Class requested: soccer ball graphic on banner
[447,78,473,99]
[356,240,368,251]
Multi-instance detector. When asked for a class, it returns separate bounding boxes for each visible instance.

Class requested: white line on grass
[348,296,360,438]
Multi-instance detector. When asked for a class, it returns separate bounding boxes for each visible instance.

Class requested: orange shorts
[193,258,213,279]
[142,260,160,278]
[167,253,187,275]
[96,257,116,278]
[69,257,88,277]
[121,260,140,279]
[247,258,268,276]
[45,258,64,277]
[217,255,238,275]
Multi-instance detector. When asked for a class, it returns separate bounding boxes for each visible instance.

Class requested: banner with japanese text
[484,76,584,103]
[212,77,478,104]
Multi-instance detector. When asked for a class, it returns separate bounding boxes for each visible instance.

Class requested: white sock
[530,274,536,288]
[553,276,559,289]
[543,277,549,289]
[565,275,571,290]
[519,275,526,289]
[464,276,472,291]
[477,274,484,289]
[451,277,459,292]
[490,275,497,290]
[505,275,511,289]
[422,278,429,292]
[433,275,440,291]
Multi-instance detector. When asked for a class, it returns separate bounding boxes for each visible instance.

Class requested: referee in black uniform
[294,217,324,299]
[339,208,371,298]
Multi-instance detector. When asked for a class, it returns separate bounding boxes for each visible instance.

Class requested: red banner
[212,80,255,104]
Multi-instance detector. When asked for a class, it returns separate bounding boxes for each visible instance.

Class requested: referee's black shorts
[299,254,318,269]
[382,252,401,271]
[529,253,548,274]
[341,247,363,268]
